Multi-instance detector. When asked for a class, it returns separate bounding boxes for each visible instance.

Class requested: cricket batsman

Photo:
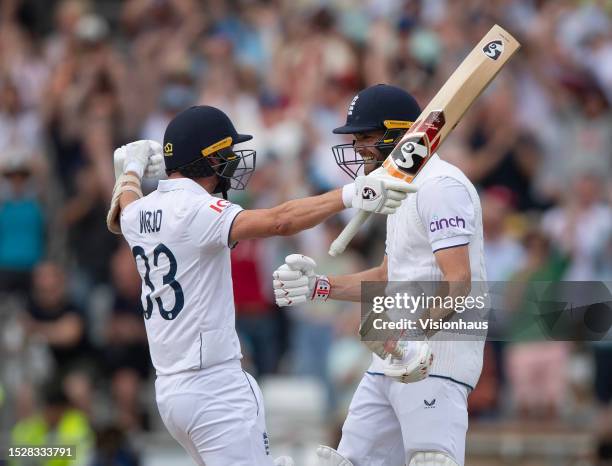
[106,105,416,466]
[273,84,487,466]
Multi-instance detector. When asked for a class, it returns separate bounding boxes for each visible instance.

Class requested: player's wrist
[311,275,331,301]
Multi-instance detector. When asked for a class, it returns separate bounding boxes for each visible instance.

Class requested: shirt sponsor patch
[209,199,232,213]
[430,215,465,232]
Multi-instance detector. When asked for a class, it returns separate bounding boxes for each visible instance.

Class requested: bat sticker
[483,40,504,60]
[393,136,429,175]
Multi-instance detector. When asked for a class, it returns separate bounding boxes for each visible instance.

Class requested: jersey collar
[157,178,210,195]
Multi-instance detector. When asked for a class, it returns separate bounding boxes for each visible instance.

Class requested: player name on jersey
[140,209,163,233]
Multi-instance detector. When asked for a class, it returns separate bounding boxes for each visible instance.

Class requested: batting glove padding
[381,341,434,384]
[113,140,165,180]
[344,167,418,215]
[273,254,330,307]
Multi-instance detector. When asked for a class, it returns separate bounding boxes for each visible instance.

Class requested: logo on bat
[393,138,429,175]
[362,187,379,200]
[483,40,504,60]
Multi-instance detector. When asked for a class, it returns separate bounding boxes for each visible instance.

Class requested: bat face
[386,110,446,180]
[382,24,520,184]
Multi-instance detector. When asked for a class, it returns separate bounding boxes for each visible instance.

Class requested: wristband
[311,275,331,301]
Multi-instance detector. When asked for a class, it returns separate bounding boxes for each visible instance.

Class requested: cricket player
[105,105,416,466]
[273,85,487,466]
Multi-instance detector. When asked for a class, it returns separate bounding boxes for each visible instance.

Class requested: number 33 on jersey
[120,178,245,375]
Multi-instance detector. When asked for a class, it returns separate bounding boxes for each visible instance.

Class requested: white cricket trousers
[338,374,469,466]
[155,360,274,466]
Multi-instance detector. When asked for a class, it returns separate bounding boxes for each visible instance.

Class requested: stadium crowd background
[0,0,611,464]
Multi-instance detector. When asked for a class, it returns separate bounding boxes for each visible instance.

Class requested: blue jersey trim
[365,371,474,391]
[432,242,469,254]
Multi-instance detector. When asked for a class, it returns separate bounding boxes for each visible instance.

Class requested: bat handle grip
[329,210,372,256]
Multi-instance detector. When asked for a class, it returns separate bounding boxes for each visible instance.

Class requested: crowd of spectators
[0,0,611,463]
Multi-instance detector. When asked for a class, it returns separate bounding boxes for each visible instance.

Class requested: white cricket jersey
[120,178,244,375]
[371,154,488,389]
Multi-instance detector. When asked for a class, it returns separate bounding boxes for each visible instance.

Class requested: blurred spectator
[45,12,128,197]
[0,157,45,295]
[505,230,572,420]
[0,78,44,159]
[230,156,290,377]
[44,0,89,66]
[22,262,87,368]
[11,384,93,466]
[541,171,612,280]
[232,238,280,377]
[90,425,140,466]
[61,164,118,302]
[291,219,363,413]
[482,186,526,281]
[101,245,151,432]
[477,186,527,418]
[467,343,501,419]
[140,68,197,143]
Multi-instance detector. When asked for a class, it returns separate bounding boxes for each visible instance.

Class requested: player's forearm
[271,189,345,236]
[329,264,387,302]
[118,171,142,210]
[422,270,471,338]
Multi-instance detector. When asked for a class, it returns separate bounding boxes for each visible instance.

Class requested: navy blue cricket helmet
[332,84,421,178]
[163,106,256,198]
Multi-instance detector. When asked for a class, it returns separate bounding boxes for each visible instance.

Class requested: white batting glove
[342,167,418,215]
[272,254,331,307]
[381,340,434,383]
[113,140,165,180]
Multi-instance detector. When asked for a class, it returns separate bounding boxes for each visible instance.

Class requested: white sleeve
[416,177,475,253]
[189,198,244,251]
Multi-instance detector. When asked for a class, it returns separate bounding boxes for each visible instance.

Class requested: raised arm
[229,189,345,243]
[230,173,416,243]
[106,140,165,234]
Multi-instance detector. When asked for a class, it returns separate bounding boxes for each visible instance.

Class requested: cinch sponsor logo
[429,215,465,232]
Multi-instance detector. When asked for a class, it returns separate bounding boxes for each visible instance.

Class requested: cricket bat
[329,24,520,256]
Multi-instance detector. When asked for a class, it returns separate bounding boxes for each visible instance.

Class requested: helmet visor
[332,128,405,179]
[210,147,256,191]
